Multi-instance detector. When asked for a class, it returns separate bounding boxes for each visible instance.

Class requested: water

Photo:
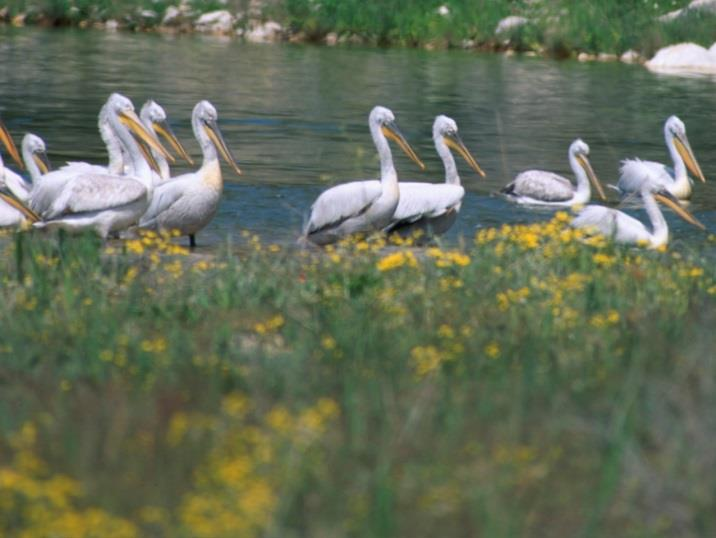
[2,27,716,249]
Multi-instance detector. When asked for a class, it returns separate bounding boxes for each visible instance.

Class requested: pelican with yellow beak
[32,93,173,238]
[302,106,425,246]
[139,100,241,247]
[140,99,194,184]
[502,139,606,206]
[617,116,705,200]
[0,150,40,228]
[1,134,52,203]
[385,115,484,238]
[572,183,705,249]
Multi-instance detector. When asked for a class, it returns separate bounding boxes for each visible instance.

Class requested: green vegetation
[2,0,716,56]
[2,216,716,537]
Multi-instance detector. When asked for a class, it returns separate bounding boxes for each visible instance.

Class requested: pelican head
[665,115,705,183]
[433,115,485,177]
[570,138,606,201]
[370,106,425,170]
[194,100,242,176]
[106,93,174,163]
[141,100,194,165]
[650,185,706,230]
[22,133,51,175]
[0,117,23,170]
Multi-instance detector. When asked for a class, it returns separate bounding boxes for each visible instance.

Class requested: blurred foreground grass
[1,214,715,537]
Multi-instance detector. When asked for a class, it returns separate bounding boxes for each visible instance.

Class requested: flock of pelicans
[0,95,708,250]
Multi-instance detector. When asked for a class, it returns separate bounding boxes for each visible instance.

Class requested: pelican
[140,99,194,183]
[571,183,705,249]
[138,100,241,247]
[302,106,425,246]
[501,139,606,206]
[33,93,172,238]
[0,152,40,228]
[616,116,705,200]
[384,115,484,239]
[2,134,51,203]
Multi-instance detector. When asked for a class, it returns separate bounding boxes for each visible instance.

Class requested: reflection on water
[1,27,716,248]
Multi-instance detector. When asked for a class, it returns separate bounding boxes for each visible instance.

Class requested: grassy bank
[3,0,716,57]
[1,216,716,537]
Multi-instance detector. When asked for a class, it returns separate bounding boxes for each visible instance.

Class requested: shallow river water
[2,27,716,250]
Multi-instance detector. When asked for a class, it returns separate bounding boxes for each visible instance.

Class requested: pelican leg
[189,234,196,248]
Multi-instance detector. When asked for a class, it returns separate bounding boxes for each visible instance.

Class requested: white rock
[437,5,450,16]
[646,42,716,73]
[139,9,157,20]
[495,16,529,36]
[597,53,618,62]
[105,19,119,31]
[659,0,716,21]
[162,6,184,26]
[245,21,283,43]
[325,32,338,46]
[577,52,596,62]
[195,10,235,34]
[620,49,643,63]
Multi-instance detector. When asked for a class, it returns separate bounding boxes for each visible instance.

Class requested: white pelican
[646,42,716,74]
[33,93,172,238]
[617,116,704,200]
[572,183,705,249]
[385,115,484,238]
[140,99,194,183]
[138,100,241,247]
[0,152,40,228]
[2,134,51,203]
[302,106,425,246]
[501,139,606,206]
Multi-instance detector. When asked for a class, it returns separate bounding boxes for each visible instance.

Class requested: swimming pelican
[33,93,172,238]
[302,106,425,246]
[138,100,241,247]
[385,115,484,238]
[140,99,194,183]
[617,116,705,200]
[2,134,51,202]
[571,183,705,249]
[501,139,606,206]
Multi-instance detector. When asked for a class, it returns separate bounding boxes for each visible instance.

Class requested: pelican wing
[1,168,32,202]
[617,159,676,193]
[60,161,111,176]
[392,182,464,223]
[45,174,147,219]
[502,170,574,202]
[305,180,381,235]
[572,205,650,244]
[138,174,190,228]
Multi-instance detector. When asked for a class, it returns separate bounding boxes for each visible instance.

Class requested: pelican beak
[32,150,51,175]
[382,121,426,171]
[153,118,194,165]
[0,191,40,223]
[444,132,485,177]
[131,132,162,175]
[576,154,607,201]
[0,120,23,170]
[674,132,705,183]
[118,109,175,163]
[203,119,242,175]
[654,189,706,230]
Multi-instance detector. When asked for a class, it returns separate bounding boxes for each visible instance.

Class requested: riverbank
[3,0,716,60]
[2,219,716,536]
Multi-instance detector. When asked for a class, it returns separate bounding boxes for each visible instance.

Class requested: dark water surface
[2,27,716,249]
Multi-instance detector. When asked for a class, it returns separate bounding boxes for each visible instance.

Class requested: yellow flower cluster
[376,250,418,272]
[426,248,471,267]
[496,286,530,312]
[254,314,285,335]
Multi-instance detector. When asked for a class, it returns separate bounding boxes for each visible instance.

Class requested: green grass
[3,0,716,56]
[1,218,716,537]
